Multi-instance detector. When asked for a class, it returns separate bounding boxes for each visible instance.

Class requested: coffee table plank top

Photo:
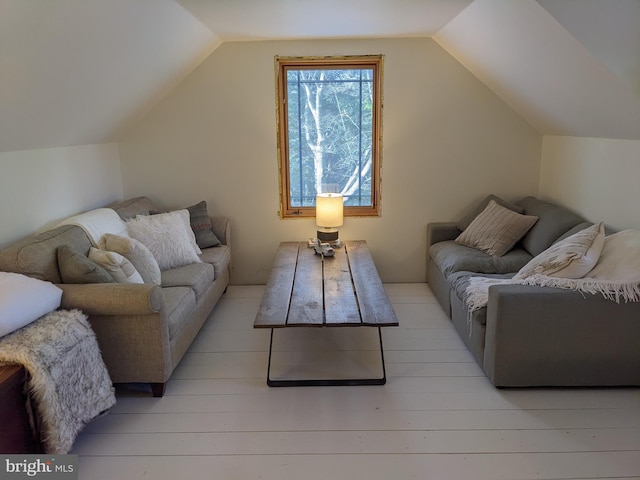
[254,240,398,328]
[323,245,361,325]
[254,242,299,327]
[346,240,399,326]
[287,246,324,326]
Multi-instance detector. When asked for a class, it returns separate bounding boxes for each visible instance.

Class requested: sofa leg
[150,383,165,397]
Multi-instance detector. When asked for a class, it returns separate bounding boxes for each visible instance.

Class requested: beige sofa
[0,197,231,397]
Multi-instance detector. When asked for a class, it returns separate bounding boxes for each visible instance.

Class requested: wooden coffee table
[254,240,398,386]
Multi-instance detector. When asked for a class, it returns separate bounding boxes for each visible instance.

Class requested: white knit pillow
[125,210,202,270]
[456,200,539,257]
[514,222,605,280]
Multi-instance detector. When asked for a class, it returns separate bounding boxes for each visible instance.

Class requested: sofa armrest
[58,283,164,316]
[483,284,640,387]
[427,222,461,246]
[210,216,230,246]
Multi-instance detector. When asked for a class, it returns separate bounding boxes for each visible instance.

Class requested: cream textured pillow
[125,210,202,270]
[0,272,63,338]
[456,199,538,257]
[514,222,605,280]
[103,234,161,284]
[88,247,144,284]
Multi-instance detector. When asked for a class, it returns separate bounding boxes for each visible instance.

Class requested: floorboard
[72,284,640,480]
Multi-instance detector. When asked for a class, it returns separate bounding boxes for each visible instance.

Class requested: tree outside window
[276,56,383,218]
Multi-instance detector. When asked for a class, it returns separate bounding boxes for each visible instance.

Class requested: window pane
[286,68,374,207]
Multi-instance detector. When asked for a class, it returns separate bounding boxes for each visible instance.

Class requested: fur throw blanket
[466,229,640,313]
[0,309,116,454]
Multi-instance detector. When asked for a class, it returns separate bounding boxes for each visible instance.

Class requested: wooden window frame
[276,55,383,218]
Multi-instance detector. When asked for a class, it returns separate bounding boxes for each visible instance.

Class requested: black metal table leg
[266,327,387,387]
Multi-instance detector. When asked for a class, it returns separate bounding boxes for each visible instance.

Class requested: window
[276,55,383,218]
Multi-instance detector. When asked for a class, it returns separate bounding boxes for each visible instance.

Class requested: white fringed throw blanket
[466,274,640,313]
[466,229,640,314]
[0,309,116,454]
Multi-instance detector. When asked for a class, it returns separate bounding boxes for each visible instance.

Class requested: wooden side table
[0,364,43,453]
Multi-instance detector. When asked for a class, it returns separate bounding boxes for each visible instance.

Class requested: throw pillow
[187,201,222,249]
[456,199,539,257]
[0,272,63,338]
[514,222,605,280]
[103,233,162,284]
[125,209,203,270]
[57,245,115,284]
[456,194,525,232]
[88,247,144,284]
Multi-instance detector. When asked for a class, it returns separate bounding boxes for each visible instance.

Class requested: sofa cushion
[456,194,525,231]
[162,286,197,340]
[456,200,538,257]
[109,196,158,220]
[161,263,215,302]
[88,247,145,284]
[57,245,115,284]
[126,210,202,270]
[516,197,586,257]
[103,234,162,285]
[514,222,605,280]
[430,240,532,278]
[198,245,231,279]
[448,271,514,326]
[187,201,222,249]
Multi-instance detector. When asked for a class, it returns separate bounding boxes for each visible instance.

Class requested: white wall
[119,37,542,284]
[0,143,123,248]
[540,136,640,231]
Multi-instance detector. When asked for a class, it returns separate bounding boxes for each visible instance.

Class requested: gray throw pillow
[57,245,115,284]
[187,201,221,249]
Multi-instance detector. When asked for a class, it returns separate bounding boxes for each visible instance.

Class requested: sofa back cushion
[109,196,158,220]
[430,240,532,278]
[456,194,525,232]
[0,225,92,284]
[516,197,586,257]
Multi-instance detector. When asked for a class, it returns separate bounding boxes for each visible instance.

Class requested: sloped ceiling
[1,0,639,154]
[0,0,220,153]
[434,0,640,139]
[175,0,473,40]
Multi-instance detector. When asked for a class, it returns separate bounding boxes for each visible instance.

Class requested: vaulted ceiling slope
[0,0,220,153]
[434,0,640,139]
[1,0,638,154]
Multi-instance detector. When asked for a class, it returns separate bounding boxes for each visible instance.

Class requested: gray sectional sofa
[0,196,231,397]
[427,195,640,387]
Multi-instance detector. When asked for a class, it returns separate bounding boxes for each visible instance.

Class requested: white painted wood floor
[73,284,640,480]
